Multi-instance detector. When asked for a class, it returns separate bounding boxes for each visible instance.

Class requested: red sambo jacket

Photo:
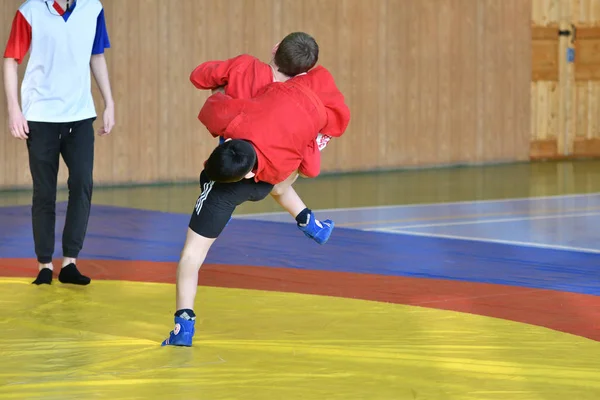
[199,78,334,185]
[192,55,350,180]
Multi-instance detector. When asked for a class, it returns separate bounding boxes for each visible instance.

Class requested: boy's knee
[180,246,206,267]
[180,228,215,265]
[270,184,288,196]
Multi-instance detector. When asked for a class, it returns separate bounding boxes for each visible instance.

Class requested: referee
[3,0,115,285]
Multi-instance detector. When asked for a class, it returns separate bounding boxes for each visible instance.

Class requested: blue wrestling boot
[298,213,335,245]
[161,316,195,347]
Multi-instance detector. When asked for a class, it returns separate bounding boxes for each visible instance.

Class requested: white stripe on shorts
[195,180,215,215]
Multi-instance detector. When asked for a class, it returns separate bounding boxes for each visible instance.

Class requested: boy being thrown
[190,32,350,245]
[161,49,350,347]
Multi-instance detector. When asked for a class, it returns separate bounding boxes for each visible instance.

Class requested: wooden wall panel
[481,0,532,162]
[575,27,600,80]
[574,79,600,154]
[1,1,29,188]
[572,0,600,23]
[0,0,532,188]
[532,0,562,23]
[532,26,560,81]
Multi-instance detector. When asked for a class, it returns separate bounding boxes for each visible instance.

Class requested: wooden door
[531,0,600,159]
[572,26,600,156]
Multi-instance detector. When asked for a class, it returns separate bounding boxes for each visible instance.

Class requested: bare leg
[162,228,216,347]
[176,228,216,310]
[270,171,334,245]
[270,171,304,218]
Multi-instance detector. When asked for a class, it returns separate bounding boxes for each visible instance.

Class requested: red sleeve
[298,141,321,178]
[190,54,253,90]
[313,68,350,138]
[293,66,350,138]
[198,92,248,138]
[3,11,32,64]
[320,92,351,138]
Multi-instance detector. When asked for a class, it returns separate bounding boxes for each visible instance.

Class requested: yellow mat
[0,278,599,399]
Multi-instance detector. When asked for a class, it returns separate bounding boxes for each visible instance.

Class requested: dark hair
[204,139,257,183]
[274,32,319,77]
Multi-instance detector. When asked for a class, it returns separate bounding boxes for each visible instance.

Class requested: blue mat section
[1,204,600,295]
[397,214,600,251]
[238,193,600,229]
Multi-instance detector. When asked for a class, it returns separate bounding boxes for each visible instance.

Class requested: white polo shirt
[3,0,110,123]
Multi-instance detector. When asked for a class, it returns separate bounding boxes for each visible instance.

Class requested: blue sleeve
[91,9,110,55]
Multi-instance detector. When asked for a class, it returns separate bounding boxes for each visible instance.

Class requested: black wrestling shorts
[188,170,274,238]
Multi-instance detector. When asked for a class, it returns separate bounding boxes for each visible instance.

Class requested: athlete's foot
[298,213,335,245]
[161,316,196,347]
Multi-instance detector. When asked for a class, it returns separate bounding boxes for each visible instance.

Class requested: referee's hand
[8,108,29,140]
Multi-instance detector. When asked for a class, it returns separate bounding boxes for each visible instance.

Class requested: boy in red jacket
[161,66,349,347]
[189,32,349,245]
